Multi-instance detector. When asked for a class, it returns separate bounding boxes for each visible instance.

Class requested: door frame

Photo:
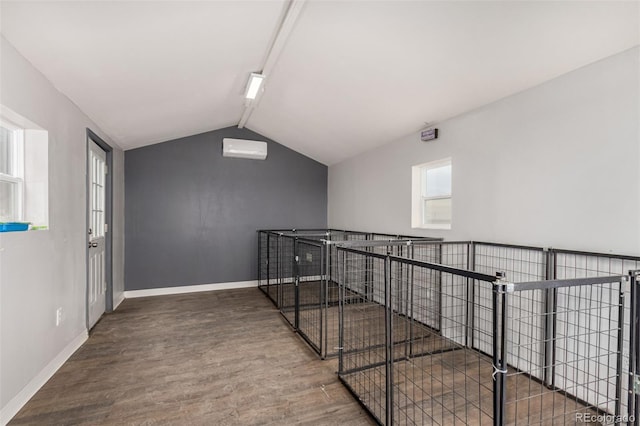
[86,128,113,330]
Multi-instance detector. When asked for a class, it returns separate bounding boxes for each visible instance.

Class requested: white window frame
[0,119,25,222]
[411,158,452,230]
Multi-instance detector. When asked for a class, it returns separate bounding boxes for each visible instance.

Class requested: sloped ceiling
[1,1,638,165]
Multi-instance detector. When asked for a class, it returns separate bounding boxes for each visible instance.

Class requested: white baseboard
[113,292,125,310]
[123,280,258,299]
[1,330,88,426]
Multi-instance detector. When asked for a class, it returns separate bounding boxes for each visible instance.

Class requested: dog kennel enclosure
[257,229,442,358]
[257,231,639,425]
[336,242,639,425]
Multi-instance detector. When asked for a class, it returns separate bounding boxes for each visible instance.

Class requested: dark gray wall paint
[125,126,327,290]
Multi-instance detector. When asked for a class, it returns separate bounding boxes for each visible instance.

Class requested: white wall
[0,36,125,423]
[329,47,640,256]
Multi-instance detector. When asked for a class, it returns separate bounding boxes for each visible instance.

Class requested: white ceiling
[1,1,638,165]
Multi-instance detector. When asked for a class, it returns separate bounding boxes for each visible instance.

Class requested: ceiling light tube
[245,73,265,100]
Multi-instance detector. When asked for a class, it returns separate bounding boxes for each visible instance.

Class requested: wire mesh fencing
[257,231,283,307]
[551,249,640,422]
[258,232,639,425]
[500,275,631,425]
[336,245,638,425]
[472,243,549,381]
[258,231,270,301]
[338,247,500,425]
[296,239,325,353]
[258,229,443,359]
[277,234,296,326]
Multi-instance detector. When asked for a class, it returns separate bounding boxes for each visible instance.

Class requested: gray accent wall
[125,126,327,290]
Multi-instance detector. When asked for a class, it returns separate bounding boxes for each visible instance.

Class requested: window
[0,120,24,222]
[0,105,49,230]
[412,158,451,229]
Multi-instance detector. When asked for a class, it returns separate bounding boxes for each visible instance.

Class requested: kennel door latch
[495,281,515,293]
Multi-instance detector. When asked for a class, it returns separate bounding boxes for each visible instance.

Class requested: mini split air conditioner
[222,138,267,160]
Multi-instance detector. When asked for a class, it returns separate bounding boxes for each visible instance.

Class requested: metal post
[258,232,262,290]
[338,249,346,374]
[385,254,394,425]
[294,238,300,330]
[543,248,556,388]
[438,242,444,333]
[320,243,327,358]
[276,235,281,308]
[492,280,501,426]
[629,270,639,426]
[408,244,415,357]
[492,272,508,426]
[499,281,508,426]
[366,251,373,303]
[550,250,559,388]
[258,231,264,297]
[466,242,476,347]
[397,245,409,358]
[615,277,626,419]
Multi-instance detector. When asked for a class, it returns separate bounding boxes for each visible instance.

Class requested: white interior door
[88,139,106,328]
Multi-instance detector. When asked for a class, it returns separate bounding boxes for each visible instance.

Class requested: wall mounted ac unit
[222,138,267,160]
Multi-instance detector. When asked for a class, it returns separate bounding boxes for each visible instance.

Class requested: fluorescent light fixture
[245,73,265,100]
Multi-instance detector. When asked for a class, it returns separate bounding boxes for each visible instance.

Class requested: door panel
[88,139,106,328]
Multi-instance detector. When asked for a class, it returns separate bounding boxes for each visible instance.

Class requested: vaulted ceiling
[1,1,638,165]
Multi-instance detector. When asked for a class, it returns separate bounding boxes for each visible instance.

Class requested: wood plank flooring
[9,288,374,425]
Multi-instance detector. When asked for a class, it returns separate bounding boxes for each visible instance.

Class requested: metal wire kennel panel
[470,243,550,381]
[337,247,501,425]
[345,241,467,328]
[551,249,640,424]
[256,229,351,310]
[500,274,632,425]
[336,246,637,425]
[257,231,283,307]
[257,226,442,359]
[257,231,305,325]
[258,230,269,299]
[257,229,376,355]
[299,238,441,359]
[296,238,326,354]
[258,229,440,309]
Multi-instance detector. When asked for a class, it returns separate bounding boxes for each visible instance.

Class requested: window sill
[413,224,451,230]
[0,224,48,233]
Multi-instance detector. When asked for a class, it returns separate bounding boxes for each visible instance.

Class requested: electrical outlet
[56,307,63,326]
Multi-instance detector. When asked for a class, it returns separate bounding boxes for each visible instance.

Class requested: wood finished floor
[9,288,374,425]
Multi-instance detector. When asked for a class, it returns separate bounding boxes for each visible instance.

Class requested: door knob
[88,242,98,248]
